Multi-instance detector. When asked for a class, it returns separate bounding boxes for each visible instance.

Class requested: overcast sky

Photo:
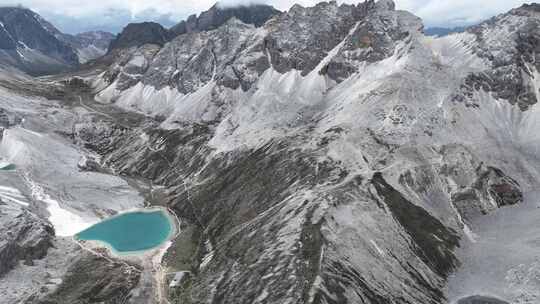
[0,0,534,34]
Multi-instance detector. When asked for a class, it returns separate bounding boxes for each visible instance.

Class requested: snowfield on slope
[0,87,144,235]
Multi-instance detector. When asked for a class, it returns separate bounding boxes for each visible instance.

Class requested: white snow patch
[370,239,386,256]
[254,289,269,303]
[200,239,214,269]
[0,185,29,206]
[25,177,93,237]
[169,271,189,287]
[162,81,224,126]
[115,82,181,117]
[127,55,146,68]
[463,224,478,243]
[94,80,121,104]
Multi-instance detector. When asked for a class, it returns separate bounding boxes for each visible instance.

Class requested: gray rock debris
[0,204,54,277]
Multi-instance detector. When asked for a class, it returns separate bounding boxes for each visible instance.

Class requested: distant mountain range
[424,26,467,37]
[0,7,114,75]
[60,31,116,64]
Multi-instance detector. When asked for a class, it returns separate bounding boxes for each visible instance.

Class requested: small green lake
[76,209,173,253]
[0,163,16,171]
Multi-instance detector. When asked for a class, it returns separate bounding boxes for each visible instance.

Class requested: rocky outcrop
[107,22,171,53]
[107,4,279,62]
[170,3,280,37]
[102,44,162,92]
[321,0,422,81]
[0,207,54,277]
[146,18,263,93]
[455,4,540,110]
[96,0,419,101]
[398,145,524,224]
[372,172,460,277]
[37,252,141,304]
[263,1,364,76]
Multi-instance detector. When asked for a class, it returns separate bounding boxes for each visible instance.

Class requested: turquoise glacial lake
[0,163,16,171]
[76,210,173,253]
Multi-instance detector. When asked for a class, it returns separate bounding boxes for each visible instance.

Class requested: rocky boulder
[0,207,54,277]
[38,252,141,304]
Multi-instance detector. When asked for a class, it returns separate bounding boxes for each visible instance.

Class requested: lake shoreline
[73,206,179,258]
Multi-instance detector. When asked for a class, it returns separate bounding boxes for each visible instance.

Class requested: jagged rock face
[107,22,172,53]
[170,3,280,37]
[37,253,141,304]
[322,3,422,81]
[263,2,363,76]
[146,19,265,93]
[456,4,540,110]
[96,0,419,102]
[103,44,162,92]
[0,24,17,50]
[0,207,54,277]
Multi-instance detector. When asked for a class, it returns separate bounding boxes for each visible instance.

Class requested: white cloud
[0,0,534,29]
[396,0,534,27]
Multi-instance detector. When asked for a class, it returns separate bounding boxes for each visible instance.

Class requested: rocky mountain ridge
[0,7,114,74]
[107,22,172,53]
[106,3,280,55]
[169,3,280,37]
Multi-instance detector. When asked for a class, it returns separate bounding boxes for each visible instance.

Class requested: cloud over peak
[1,0,533,33]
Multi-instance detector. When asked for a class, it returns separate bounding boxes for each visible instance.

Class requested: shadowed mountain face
[0,7,78,74]
[107,22,172,53]
[0,7,114,73]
